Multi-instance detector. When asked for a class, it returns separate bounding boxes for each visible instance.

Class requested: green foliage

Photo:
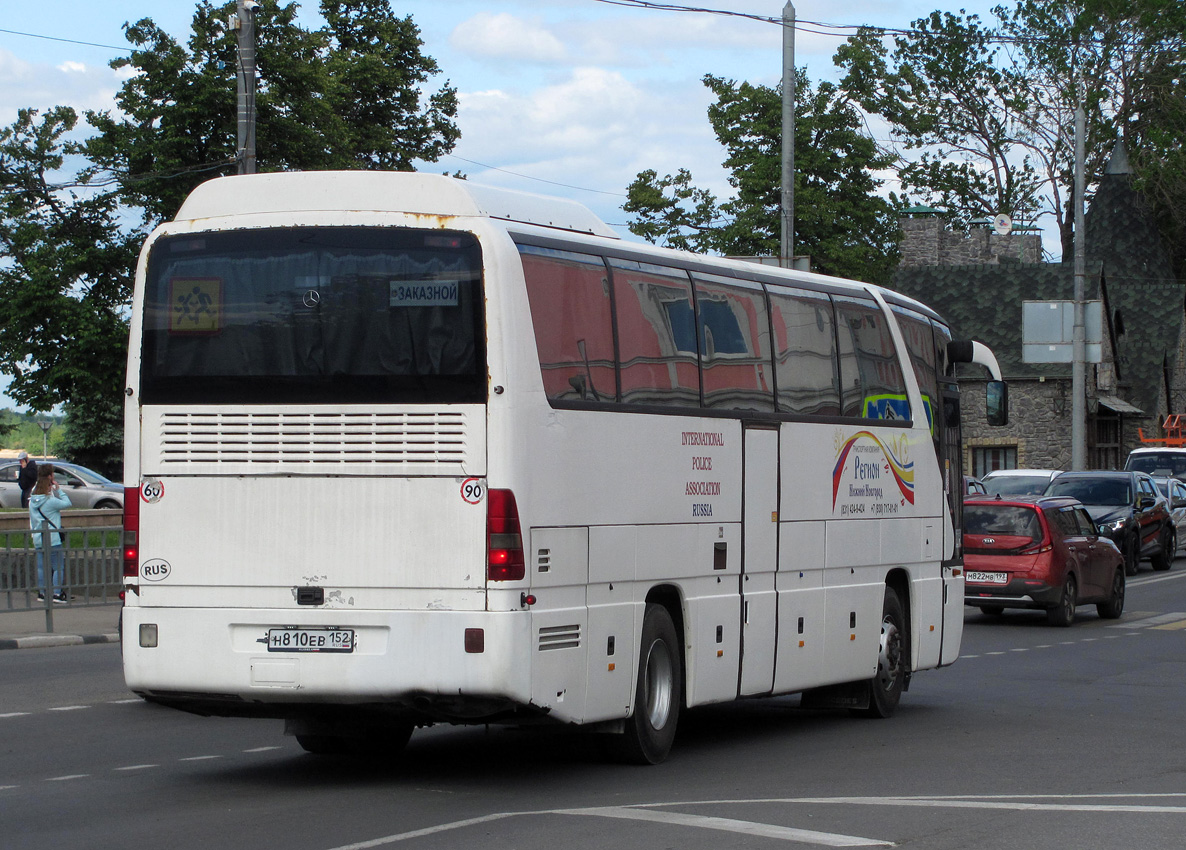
[624,72,900,285]
[84,0,460,225]
[0,108,136,472]
[836,1,1186,265]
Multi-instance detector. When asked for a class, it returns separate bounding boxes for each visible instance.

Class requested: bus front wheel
[609,603,682,765]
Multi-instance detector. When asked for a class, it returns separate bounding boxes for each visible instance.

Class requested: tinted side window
[519,246,617,403]
[1047,506,1080,537]
[692,274,774,412]
[0,464,18,483]
[893,306,939,434]
[834,294,908,421]
[1074,508,1098,536]
[768,288,840,416]
[610,259,700,407]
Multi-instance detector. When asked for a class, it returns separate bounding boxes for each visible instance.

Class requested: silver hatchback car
[0,460,123,509]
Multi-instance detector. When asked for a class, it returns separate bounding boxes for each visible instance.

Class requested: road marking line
[48,705,88,712]
[243,746,282,753]
[45,774,90,782]
[560,806,891,846]
[786,796,1186,813]
[0,712,30,719]
[114,764,158,771]
[985,651,1006,655]
[179,755,222,762]
[109,698,142,704]
[1109,612,1186,629]
[1009,648,1027,652]
[326,813,518,848]
[1151,620,1186,630]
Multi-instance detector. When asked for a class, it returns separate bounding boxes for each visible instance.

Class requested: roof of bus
[173,171,620,239]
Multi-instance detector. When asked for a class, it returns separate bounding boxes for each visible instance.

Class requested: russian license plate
[267,628,355,653]
[966,571,1008,584]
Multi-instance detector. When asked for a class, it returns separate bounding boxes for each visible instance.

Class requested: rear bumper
[122,606,540,723]
[965,578,1061,609]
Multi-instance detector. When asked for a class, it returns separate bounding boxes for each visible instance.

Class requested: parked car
[964,475,987,497]
[1125,446,1186,481]
[1153,476,1186,558]
[964,495,1125,626]
[982,468,1063,497]
[1043,470,1172,575]
[0,460,123,509]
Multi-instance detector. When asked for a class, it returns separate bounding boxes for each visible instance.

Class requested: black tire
[1123,536,1139,577]
[95,499,122,510]
[1151,529,1174,571]
[1046,575,1077,627]
[609,603,682,765]
[857,586,907,719]
[979,605,1005,616]
[1097,567,1126,619]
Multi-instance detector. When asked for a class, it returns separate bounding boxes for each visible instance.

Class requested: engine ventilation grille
[538,624,581,652]
[152,409,477,470]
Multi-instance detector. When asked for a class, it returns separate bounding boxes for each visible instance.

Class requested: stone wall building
[890,143,1182,475]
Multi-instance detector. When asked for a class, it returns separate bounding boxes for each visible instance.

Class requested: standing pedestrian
[29,464,71,603]
[17,450,38,508]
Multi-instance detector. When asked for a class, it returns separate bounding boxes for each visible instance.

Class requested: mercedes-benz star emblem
[303,289,321,308]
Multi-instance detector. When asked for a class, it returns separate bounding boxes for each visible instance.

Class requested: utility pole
[780,2,795,268]
[1071,105,1087,469]
[234,0,259,175]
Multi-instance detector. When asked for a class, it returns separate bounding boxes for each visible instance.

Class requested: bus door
[739,424,779,696]
[939,379,965,664]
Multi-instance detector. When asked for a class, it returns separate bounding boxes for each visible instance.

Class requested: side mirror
[986,380,1008,427]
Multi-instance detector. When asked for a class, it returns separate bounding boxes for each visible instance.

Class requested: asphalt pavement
[0,602,121,650]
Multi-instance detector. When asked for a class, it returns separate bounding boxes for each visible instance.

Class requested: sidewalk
[0,603,121,650]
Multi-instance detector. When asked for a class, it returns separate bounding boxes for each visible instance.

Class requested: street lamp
[38,420,51,459]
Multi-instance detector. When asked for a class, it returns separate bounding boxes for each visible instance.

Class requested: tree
[835,1,1186,263]
[0,107,137,477]
[84,0,460,225]
[624,72,900,285]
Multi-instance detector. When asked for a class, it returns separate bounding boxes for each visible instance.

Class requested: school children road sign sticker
[170,278,222,334]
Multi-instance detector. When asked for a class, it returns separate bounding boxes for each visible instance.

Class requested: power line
[0,26,127,53]
[444,153,627,197]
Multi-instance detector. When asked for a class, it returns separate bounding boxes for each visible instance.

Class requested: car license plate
[267,628,355,653]
[966,571,1007,584]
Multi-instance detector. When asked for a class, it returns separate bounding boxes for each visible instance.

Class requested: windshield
[1046,477,1131,506]
[964,504,1042,544]
[1126,452,1186,479]
[141,227,486,404]
[984,475,1051,497]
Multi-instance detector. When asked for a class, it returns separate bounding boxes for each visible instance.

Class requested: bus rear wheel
[856,586,907,719]
[608,603,682,765]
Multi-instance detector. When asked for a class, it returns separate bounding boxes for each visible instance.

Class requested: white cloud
[451,12,568,65]
[57,61,88,74]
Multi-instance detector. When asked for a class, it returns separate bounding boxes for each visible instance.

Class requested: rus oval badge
[141,559,171,582]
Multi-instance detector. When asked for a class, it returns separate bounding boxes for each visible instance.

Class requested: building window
[973,446,1018,477]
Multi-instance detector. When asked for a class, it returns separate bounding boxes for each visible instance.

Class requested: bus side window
[768,288,840,416]
[834,294,909,421]
[609,259,701,408]
[519,245,618,404]
[692,274,774,412]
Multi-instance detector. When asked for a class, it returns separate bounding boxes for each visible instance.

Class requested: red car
[963,496,1125,626]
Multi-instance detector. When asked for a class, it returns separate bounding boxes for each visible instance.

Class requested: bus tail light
[487,488,524,581]
[123,487,140,578]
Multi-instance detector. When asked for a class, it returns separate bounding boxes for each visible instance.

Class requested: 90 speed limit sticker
[460,477,485,505]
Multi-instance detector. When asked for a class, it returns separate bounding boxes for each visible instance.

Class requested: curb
[0,633,121,651]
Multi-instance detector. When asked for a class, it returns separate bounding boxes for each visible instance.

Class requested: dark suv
[1044,470,1173,575]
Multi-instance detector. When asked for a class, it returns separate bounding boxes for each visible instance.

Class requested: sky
[0,0,1008,411]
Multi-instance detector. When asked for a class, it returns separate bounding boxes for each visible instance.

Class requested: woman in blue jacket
[29,465,72,602]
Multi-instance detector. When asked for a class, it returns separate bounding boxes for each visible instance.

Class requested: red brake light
[123,486,140,578]
[487,488,524,581]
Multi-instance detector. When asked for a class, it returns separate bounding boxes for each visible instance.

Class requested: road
[5,567,1186,850]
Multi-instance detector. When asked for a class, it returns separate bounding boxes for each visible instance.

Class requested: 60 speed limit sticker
[141,478,164,503]
[460,477,485,505]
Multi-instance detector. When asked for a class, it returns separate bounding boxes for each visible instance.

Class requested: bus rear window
[140,227,486,404]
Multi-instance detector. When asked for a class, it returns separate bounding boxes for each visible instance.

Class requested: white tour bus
[122,172,1007,764]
